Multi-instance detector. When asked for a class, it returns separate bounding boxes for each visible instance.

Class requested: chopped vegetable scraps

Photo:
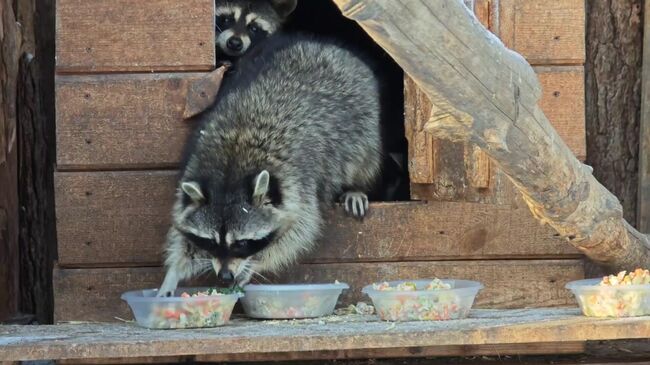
[576,268,650,317]
[369,279,468,321]
[147,288,240,329]
[600,269,650,286]
[373,279,451,291]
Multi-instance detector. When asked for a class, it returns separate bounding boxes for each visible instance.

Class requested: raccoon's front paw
[342,192,369,219]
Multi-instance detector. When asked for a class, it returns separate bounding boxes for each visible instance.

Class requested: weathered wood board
[55,74,202,170]
[5,309,650,362]
[54,171,579,267]
[55,0,215,73]
[53,260,583,322]
[55,341,587,364]
[537,66,586,160]
[498,0,586,65]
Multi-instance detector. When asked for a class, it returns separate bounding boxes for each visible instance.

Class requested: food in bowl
[240,282,349,319]
[362,279,483,321]
[566,269,650,317]
[121,287,243,329]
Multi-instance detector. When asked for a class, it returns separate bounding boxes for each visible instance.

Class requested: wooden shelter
[2,0,650,363]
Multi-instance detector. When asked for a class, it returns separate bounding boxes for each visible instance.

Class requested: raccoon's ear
[181,181,205,203]
[270,0,297,19]
[252,170,270,204]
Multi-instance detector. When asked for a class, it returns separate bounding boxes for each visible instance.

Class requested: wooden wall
[53,0,586,322]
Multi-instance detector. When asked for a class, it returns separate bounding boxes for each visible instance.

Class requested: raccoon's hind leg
[341,191,369,219]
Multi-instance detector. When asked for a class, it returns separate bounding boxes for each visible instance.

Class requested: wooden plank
[196,342,586,362]
[55,74,201,170]
[537,66,586,161]
[54,171,579,267]
[55,0,215,73]
[498,0,585,65]
[4,309,650,361]
[638,0,650,232]
[58,342,584,364]
[282,260,584,309]
[53,260,583,322]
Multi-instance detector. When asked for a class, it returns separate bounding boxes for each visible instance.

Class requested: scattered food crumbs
[334,302,375,316]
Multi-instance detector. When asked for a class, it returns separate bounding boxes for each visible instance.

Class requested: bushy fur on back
[158,33,382,295]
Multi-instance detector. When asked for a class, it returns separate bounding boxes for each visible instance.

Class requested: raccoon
[158,34,382,295]
[214,0,297,62]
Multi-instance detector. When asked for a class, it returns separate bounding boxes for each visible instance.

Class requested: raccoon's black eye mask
[180,230,275,259]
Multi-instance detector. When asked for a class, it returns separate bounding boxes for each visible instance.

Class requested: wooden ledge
[2,309,650,362]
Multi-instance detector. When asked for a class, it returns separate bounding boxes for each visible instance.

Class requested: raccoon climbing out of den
[214,0,297,64]
[157,33,383,296]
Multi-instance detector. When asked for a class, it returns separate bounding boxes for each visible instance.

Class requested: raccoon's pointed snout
[216,268,235,287]
[227,37,244,52]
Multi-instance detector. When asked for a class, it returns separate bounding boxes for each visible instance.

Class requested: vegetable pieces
[147,288,242,329]
[567,269,650,318]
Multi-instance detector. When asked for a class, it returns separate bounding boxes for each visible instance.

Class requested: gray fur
[158,35,381,296]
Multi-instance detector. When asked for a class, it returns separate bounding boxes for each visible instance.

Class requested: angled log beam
[332,0,650,270]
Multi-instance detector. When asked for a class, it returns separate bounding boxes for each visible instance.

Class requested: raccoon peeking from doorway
[214,0,297,63]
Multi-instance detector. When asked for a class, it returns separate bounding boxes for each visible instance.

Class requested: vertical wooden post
[638,0,650,232]
[0,0,21,321]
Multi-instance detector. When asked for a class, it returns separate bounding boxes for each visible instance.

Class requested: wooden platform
[2,309,649,362]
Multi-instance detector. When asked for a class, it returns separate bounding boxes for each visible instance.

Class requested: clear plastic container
[121,287,243,329]
[362,279,483,321]
[241,283,349,319]
[566,278,650,317]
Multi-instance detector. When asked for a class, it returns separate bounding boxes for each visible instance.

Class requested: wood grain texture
[60,342,586,364]
[55,74,202,170]
[498,0,585,65]
[0,0,20,322]
[637,0,650,232]
[6,308,650,361]
[537,66,586,160]
[281,260,584,309]
[331,0,649,270]
[585,0,643,228]
[405,65,585,203]
[53,260,583,322]
[183,66,227,119]
[55,0,215,73]
[54,171,579,267]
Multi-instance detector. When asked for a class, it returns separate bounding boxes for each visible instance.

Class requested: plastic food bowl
[362,279,483,321]
[121,287,243,329]
[241,282,349,319]
[566,279,650,317]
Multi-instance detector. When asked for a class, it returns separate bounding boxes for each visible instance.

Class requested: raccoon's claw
[342,192,369,219]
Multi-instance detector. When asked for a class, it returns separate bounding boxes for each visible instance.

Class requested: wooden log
[56,74,202,170]
[3,308,650,362]
[587,0,643,228]
[405,66,585,203]
[55,0,215,73]
[638,0,650,232]
[0,0,21,322]
[54,171,579,267]
[330,0,650,270]
[53,260,583,322]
